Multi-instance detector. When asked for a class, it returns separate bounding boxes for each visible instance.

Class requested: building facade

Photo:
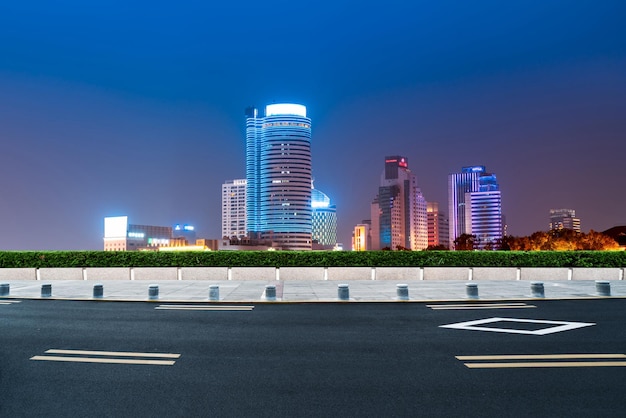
[245,104,313,250]
[448,166,503,250]
[370,156,428,250]
[549,209,581,233]
[222,179,247,239]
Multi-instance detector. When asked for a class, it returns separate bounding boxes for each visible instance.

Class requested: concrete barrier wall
[0,268,37,281]
[375,267,420,281]
[180,267,228,281]
[424,267,469,281]
[39,268,84,281]
[0,267,624,281]
[132,267,178,281]
[520,267,569,281]
[85,267,130,281]
[472,267,518,281]
[279,267,325,281]
[327,267,373,281]
[230,267,276,281]
[571,268,622,281]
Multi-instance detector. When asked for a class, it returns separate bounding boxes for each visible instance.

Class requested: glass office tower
[370,156,428,250]
[245,104,312,250]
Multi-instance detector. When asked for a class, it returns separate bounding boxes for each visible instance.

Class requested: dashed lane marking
[30,349,180,366]
[428,303,535,310]
[457,353,626,368]
[155,305,254,311]
[0,300,22,305]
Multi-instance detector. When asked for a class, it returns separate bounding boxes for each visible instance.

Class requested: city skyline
[1,1,625,250]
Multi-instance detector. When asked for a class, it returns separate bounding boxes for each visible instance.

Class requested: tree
[454,234,479,251]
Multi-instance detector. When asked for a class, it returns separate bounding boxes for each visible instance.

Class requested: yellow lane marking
[457,354,626,361]
[45,349,180,358]
[155,305,254,311]
[464,361,626,369]
[30,356,176,366]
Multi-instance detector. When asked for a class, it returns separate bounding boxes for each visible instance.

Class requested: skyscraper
[245,104,313,250]
[549,209,581,233]
[448,166,503,249]
[221,179,247,239]
[370,156,428,250]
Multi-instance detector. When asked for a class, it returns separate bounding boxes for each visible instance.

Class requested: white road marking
[0,300,21,305]
[428,303,535,310]
[440,317,595,335]
[155,305,254,311]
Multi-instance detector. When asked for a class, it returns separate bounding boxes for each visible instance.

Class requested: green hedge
[0,250,624,268]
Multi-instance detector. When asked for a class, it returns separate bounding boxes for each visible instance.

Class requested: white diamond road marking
[440,317,595,335]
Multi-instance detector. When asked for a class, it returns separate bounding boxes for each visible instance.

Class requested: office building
[448,166,503,250]
[352,221,372,251]
[222,179,247,239]
[370,156,428,250]
[549,209,581,233]
[311,186,337,248]
[245,103,313,250]
[427,202,449,249]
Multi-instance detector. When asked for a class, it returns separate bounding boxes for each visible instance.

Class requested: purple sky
[1,1,625,250]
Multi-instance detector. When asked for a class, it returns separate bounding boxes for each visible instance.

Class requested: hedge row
[0,250,624,268]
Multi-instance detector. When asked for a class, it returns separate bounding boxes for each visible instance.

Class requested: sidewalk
[1,280,625,302]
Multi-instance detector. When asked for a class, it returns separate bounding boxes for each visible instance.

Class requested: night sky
[1,1,625,250]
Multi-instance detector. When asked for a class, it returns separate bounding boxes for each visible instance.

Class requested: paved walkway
[1,280,625,302]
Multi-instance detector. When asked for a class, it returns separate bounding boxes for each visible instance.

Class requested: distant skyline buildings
[370,156,428,250]
[448,166,503,249]
[549,209,581,233]
[245,104,313,250]
[103,216,172,251]
[311,186,337,248]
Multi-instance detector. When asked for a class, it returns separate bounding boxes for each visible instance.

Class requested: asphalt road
[1,299,626,417]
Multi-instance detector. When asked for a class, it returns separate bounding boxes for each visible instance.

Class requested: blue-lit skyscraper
[448,166,503,249]
[245,104,313,250]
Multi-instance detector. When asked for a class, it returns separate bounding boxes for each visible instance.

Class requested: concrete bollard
[530,281,545,298]
[148,285,159,300]
[465,283,479,299]
[338,284,350,301]
[265,285,276,301]
[209,285,220,301]
[596,280,611,297]
[0,283,9,297]
[41,284,52,298]
[93,284,104,298]
[396,284,409,300]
